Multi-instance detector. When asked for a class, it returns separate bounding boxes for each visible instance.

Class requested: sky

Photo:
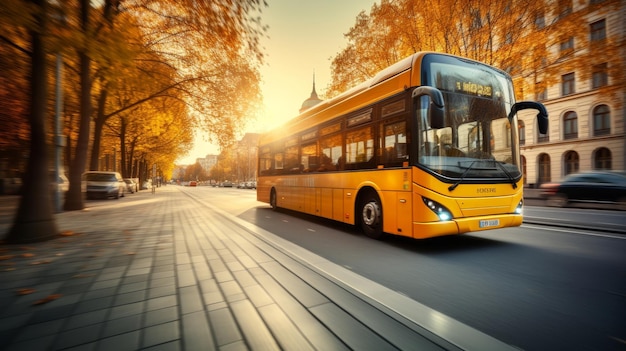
[177,0,377,164]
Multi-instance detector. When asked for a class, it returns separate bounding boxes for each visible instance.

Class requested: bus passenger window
[320,134,342,171]
[301,143,318,172]
[383,121,407,164]
[285,145,299,173]
[346,127,373,167]
[274,153,284,171]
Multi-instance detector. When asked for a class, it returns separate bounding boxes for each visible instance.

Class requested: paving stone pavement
[0,187,514,351]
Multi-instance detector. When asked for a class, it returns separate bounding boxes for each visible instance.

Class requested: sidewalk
[0,188,513,351]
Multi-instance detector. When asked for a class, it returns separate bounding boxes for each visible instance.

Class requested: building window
[592,63,608,89]
[560,37,574,53]
[593,104,610,136]
[562,72,575,96]
[518,120,526,146]
[538,119,549,143]
[564,151,579,175]
[590,19,606,42]
[538,153,551,184]
[563,111,578,140]
[594,147,611,170]
[535,82,547,101]
[535,12,545,29]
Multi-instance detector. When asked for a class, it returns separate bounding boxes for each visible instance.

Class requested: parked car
[123,178,136,193]
[189,181,197,187]
[83,171,125,199]
[141,179,152,190]
[540,171,626,210]
[221,181,233,187]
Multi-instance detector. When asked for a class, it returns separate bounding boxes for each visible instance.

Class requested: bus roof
[259,52,479,145]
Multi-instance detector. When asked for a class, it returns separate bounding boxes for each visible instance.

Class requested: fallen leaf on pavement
[0,255,15,261]
[16,288,36,295]
[33,294,62,305]
[30,260,52,265]
[60,230,75,237]
[21,253,35,258]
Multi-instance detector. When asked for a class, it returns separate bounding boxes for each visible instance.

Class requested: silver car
[83,171,125,199]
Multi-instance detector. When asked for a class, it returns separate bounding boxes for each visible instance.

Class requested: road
[181,185,626,351]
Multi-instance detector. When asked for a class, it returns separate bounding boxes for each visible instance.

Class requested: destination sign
[455,81,492,97]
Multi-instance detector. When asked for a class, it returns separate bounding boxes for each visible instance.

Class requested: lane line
[521,224,626,240]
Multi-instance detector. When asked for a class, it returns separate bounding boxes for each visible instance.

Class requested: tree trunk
[89,87,108,171]
[64,0,92,211]
[5,0,58,243]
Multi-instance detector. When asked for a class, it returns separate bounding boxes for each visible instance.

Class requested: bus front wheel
[359,192,383,239]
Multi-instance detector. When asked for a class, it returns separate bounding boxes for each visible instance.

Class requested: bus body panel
[411,167,523,238]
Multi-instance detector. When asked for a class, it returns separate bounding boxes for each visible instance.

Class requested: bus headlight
[422,197,453,221]
[515,200,523,214]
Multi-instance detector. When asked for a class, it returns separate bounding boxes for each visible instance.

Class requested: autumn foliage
[0,0,266,242]
[327,0,624,102]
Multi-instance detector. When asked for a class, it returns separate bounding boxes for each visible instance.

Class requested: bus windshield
[418,60,519,180]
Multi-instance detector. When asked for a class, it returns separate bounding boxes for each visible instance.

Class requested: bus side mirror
[508,101,549,135]
[413,86,445,129]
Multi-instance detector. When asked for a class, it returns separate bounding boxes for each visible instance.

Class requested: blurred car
[540,171,626,210]
[221,181,233,187]
[189,181,197,187]
[123,178,136,193]
[83,171,125,199]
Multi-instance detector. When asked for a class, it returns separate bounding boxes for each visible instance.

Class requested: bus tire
[270,188,278,210]
[359,191,383,239]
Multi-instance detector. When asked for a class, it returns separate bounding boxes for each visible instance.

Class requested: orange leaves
[16,288,35,296]
[15,289,63,305]
[33,294,62,305]
[60,230,76,237]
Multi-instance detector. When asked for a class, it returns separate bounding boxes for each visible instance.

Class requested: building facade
[517,0,625,187]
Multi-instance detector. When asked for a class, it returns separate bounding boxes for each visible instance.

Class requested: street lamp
[52,9,66,213]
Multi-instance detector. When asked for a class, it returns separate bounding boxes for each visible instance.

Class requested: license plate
[479,219,500,228]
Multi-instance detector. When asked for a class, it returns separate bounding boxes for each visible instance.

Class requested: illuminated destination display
[455,81,492,97]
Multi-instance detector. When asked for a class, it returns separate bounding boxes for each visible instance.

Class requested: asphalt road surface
[185,186,626,350]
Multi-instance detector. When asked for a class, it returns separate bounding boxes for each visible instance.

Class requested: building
[197,154,217,173]
[299,73,323,113]
[234,133,259,182]
[517,0,625,187]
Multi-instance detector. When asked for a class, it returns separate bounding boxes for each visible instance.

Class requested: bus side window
[346,127,374,169]
[320,134,342,172]
[383,121,407,165]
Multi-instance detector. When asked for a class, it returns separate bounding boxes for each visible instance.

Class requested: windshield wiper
[494,161,518,189]
[448,159,519,192]
[448,159,479,192]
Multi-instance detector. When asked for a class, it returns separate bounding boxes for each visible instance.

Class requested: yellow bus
[257,52,548,239]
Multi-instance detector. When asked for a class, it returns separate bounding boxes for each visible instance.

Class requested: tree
[328,0,623,105]
[4,0,59,243]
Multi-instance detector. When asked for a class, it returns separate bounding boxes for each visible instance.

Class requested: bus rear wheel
[359,192,383,239]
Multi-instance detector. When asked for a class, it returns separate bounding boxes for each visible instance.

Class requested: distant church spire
[311,71,318,97]
[300,71,323,113]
